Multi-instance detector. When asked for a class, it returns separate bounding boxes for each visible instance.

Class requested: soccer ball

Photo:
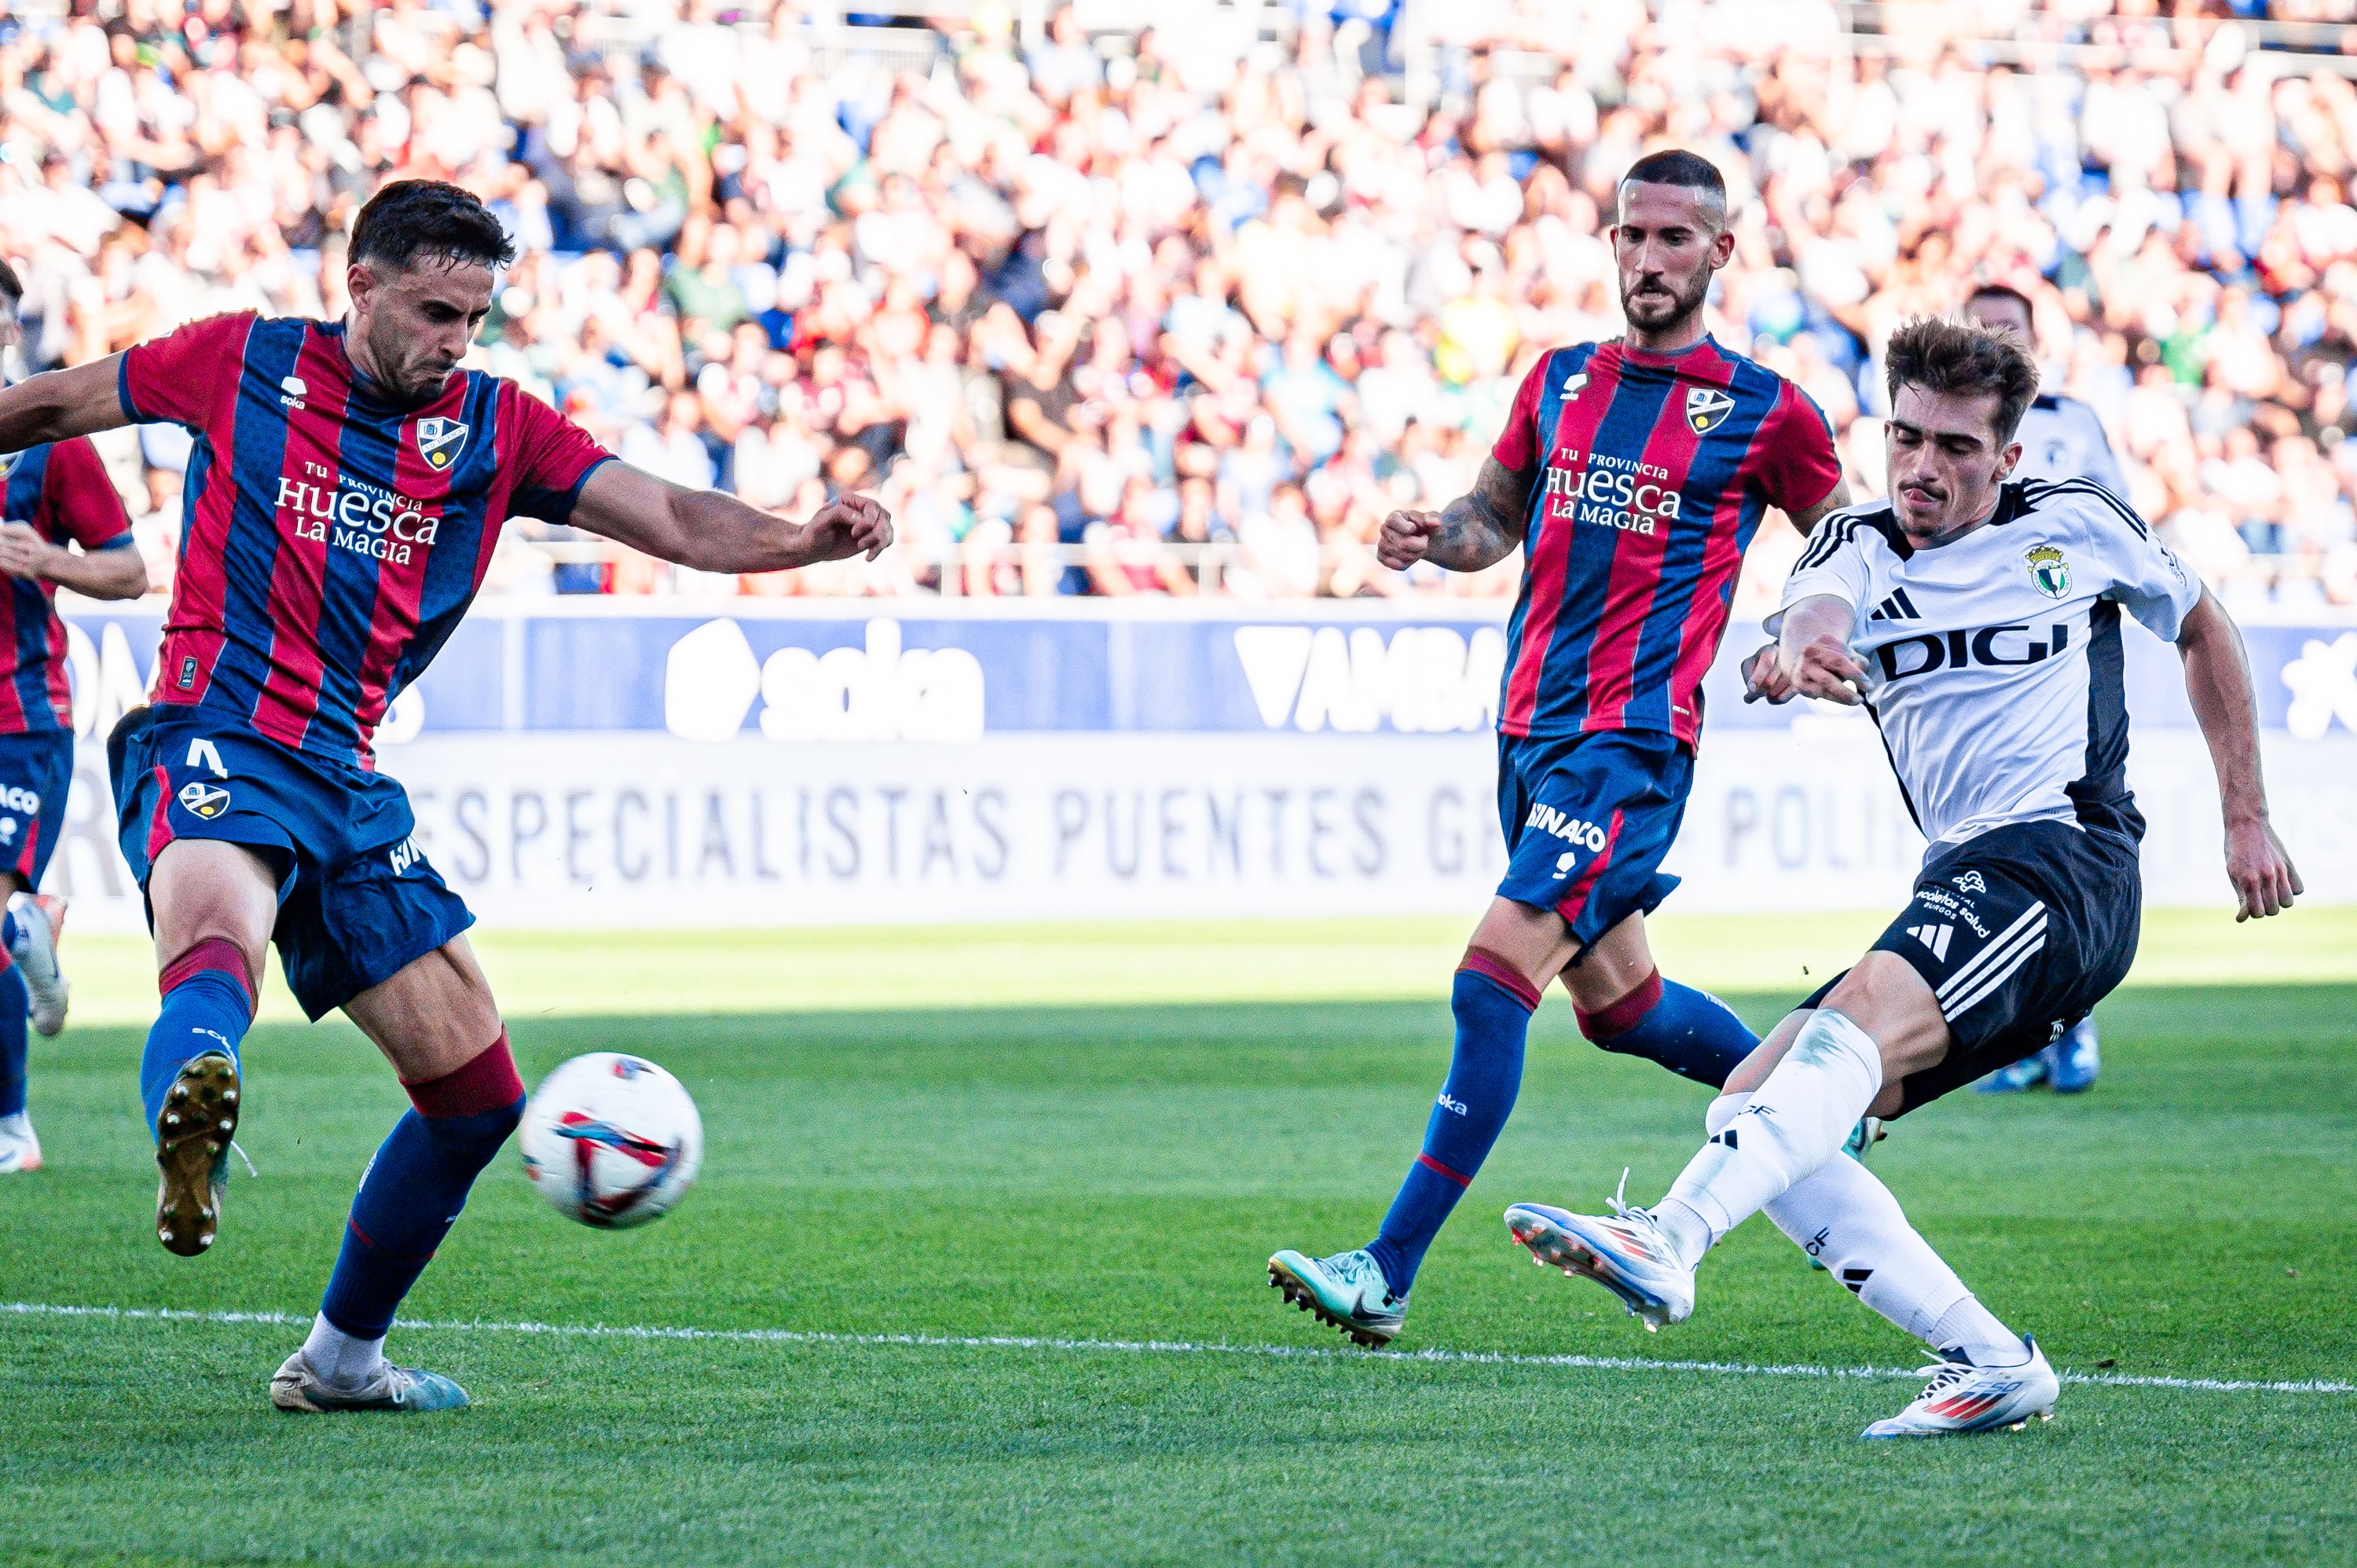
[518,1053,704,1229]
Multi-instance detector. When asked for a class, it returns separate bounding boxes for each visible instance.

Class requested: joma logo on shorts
[0,786,38,815]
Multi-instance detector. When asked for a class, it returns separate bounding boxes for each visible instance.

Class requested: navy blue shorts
[108,706,474,1021]
[1494,728,1692,951]
[0,729,73,891]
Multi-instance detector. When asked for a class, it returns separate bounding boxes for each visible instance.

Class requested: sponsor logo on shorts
[1911,885,1989,939]
[388,834,425,876]
[0,786,38,816]
[177,782,231,819]
[1953,871,1987,894]
[0,819,16,844]
[1526,803,1608,852]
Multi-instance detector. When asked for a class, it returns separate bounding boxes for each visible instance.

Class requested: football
[517,1053,704,1229]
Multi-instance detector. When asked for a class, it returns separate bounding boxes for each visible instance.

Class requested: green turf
[2,925,2354,1566]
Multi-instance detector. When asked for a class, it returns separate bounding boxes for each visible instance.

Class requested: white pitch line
[4,1301,2350,1396]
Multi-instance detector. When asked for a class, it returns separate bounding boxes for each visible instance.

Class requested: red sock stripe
[402,1031,524,1118]
[1577,969,1665,1042]
[159,936,255,1010]
[1458,947,1542,1013]
[345,1217,437,1266]
[1416,1152,1472,1188]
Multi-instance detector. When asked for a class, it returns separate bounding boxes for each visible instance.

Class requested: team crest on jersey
[1684,387,1735,434]
[2025,544,2070,599]
[415,417,470,472]
[177,782,232,820]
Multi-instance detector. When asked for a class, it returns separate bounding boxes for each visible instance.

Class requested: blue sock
[1578,972,1758,1090]
[138,940,254,1138]
[320,1038,525,1340]
[0,915,26,1119]
[1365,957,1536,1298]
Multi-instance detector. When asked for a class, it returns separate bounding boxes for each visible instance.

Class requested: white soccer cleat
[1505,1198,1695,1331]
[1863,1336,2059,1438]
[0,1114,40,1174]
[9,892,69,1037]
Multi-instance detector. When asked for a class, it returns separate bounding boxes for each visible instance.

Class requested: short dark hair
[1964,281,2035,319]
[0,256,20,306]
[1885,315,2040,445]
[1619,149,1727,209]
[349,180,515,274]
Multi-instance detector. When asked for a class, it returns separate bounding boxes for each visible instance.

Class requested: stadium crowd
[2,0,2357,612]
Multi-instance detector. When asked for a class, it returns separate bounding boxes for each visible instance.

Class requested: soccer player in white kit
[1964,283,2122,1092]
[1498,316,2300,1437]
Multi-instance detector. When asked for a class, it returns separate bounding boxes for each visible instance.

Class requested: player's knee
[1574,969,1662,1046]
[405,1031,526,1152]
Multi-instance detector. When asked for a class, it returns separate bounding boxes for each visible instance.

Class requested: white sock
[301,1312,387,1390]
[1761,1148,2021,1365]
[0,1111,29,1138]
[1655,1010,1884,1266]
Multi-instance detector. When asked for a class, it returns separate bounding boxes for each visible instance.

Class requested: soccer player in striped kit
[0,181,890,1410]
[1267,151,1853,1346]
[0,258,150,1178]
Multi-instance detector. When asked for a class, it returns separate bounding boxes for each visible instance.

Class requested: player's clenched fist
[801,493,893,563]
[1378,510,1444,570]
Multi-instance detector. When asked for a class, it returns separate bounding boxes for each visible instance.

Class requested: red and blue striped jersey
[0,435,136,735]
[119,311,614,769]
[1490,336,1839,746]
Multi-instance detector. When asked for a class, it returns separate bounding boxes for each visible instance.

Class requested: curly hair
[1884,315,2040,445]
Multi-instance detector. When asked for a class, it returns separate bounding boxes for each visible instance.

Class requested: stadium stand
[2,0,2355,612]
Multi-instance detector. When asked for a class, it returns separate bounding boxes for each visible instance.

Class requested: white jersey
[2011,394,2124,495]
[1780,478,2201,852]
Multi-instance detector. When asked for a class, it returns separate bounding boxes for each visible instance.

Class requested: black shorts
[1803,818,2142,1116]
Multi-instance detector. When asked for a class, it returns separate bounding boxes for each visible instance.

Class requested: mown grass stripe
[7,1301,2348,1396]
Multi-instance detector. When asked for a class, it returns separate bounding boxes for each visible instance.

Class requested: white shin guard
[1660,1009,1884,1254]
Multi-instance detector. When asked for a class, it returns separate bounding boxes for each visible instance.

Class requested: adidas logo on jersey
[1907,923,1954,961]
[1869,588,1921,622]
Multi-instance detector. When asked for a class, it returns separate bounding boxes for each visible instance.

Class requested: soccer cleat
[2047,1020,2100,1094]
[269,1350,471,1413]
[1266,1247,1406,1347]
[1974,1054,2047,1094]
[1505,1196,1695,1331]
[154,1051,239,1257]
[1863,1335,2059,1438]
[0,1116,39,1174]
[10,892,69,1036]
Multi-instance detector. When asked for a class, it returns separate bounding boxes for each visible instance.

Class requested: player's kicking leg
[1270,732,1758,1346]
[272,938,521,1413]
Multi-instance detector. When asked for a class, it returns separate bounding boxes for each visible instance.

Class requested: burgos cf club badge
[2025,543,2071,599]
[415,417,470,473]
[177,781,232,820]
[1684,387,1735,434]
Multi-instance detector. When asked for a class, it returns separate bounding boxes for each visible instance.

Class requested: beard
[1620,268,1710,334]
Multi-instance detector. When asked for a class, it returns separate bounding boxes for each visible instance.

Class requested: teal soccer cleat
[269,1350,471,1413]
[1266,1247,1406,1346]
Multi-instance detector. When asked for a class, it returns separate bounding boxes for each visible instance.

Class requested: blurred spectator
[5,0,2357,610]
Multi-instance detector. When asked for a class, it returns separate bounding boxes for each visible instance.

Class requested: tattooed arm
[1376,456,1536,573]
[1783,476,1853,537]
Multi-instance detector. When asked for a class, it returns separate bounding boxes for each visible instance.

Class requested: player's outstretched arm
[568,461,893,574]
[1765,592,1868,705]
[0,355,133,450]
[2176,587,2301,921]
[0,527,147,599]
[1378,456,1533,573]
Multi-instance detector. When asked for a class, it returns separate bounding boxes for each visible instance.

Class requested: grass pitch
[3,914,2354,1566]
